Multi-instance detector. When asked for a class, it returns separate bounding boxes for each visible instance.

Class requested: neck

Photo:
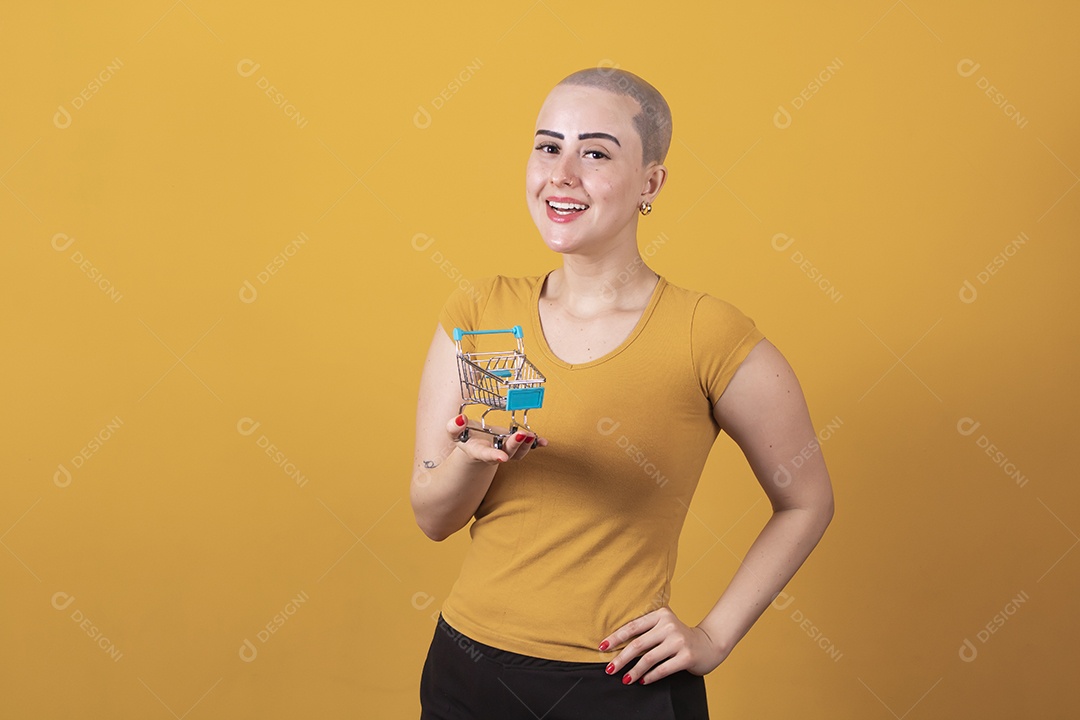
[545,238,659,317]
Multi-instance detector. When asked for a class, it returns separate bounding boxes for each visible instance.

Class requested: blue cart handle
[453,326,523,342]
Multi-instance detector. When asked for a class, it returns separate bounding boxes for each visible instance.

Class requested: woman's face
[526,84,662,257]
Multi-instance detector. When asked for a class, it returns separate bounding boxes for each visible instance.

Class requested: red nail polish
[638,678,645,685]
[598,641,609,652]
[605,663,614,675]
[515,432,526,441]
[455,415,466,427]
[622,674,632,685]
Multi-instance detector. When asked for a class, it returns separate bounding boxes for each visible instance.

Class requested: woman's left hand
[598,607,728,685]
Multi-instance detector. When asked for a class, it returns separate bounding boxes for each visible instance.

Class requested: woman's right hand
[412,324,549,540]
[447,414,547,465]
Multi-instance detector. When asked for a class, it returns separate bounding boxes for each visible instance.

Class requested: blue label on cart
[506,387,545,411]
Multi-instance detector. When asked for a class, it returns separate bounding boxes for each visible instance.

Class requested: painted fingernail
[638,678,645,685]
[455,415,466,427]
[605,663,614,675]
[515,433,526,441]
[598,641,609,652]
[622,674,632,685]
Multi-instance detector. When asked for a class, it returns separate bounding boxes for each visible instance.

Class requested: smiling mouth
[546,200,589,215]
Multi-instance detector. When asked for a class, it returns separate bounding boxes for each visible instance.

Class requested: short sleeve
[437,276,496,351]
[690,294,766,405]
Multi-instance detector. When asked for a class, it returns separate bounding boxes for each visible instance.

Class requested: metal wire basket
[454,325,545,449]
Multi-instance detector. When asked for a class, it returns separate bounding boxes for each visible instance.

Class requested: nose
[550,152,579,188]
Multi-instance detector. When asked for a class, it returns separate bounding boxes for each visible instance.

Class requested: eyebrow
[535,129,621,147]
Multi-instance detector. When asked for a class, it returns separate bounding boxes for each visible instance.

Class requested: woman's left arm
[600,338,835,685]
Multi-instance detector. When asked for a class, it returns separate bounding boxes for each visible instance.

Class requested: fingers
[445,414,469,440]
[598,610,658,656]
[598,609,694,685]
[445,415,545,464]
[505,431,538,460]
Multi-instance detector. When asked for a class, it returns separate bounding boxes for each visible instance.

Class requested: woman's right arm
[410,324,544,541]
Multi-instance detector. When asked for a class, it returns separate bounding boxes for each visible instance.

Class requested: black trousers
[420,615,709,720]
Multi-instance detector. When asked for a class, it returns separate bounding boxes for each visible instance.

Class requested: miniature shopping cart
[454,325,545,450]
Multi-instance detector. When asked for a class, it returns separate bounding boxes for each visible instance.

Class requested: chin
[536,227,590,255]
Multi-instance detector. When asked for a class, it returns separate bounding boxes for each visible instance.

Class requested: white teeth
[548,200,587,212]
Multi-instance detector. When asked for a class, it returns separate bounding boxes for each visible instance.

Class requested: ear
[641,162,668,203]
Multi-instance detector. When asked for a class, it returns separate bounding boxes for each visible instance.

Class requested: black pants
[420,615,709,720]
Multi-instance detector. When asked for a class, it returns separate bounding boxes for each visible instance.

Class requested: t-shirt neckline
[530,269,667,371]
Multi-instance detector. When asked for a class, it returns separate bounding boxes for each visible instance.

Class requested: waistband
[435,614,607,671]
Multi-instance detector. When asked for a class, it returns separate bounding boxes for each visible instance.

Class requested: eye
[535,143,559,154]
[584,150,609,160]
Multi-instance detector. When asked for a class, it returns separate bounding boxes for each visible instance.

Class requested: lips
[545,196,589,223]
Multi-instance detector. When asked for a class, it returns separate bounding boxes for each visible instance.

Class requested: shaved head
[556,67,672,167]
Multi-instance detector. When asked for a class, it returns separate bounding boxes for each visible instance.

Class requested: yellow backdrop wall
[3,2,1078,717]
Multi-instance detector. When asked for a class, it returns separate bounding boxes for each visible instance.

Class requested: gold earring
[639,201,652,216]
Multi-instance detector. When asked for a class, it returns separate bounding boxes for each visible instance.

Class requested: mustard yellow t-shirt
[436,272,765,662]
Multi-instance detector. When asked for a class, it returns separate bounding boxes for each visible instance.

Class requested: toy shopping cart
[454,325,545,450]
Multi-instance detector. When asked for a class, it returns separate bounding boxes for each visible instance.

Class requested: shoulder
[447,274,545,304]
[656,278,765,402]
[657,278,760,330]
[438,274,545,340]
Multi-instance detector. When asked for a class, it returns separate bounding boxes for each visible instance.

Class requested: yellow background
[3,2,1078,717]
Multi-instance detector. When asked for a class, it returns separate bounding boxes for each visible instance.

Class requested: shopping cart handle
[453,326,524,341]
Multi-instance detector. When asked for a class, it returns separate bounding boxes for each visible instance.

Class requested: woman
[411,67,834,720]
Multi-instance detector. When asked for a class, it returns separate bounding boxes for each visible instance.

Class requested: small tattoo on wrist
[423,460,437,468]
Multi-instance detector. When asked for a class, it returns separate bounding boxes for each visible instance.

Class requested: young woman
[411,67,834,720]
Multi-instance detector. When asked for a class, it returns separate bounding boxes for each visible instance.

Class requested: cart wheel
[458,427,470,443]
[530,437,539,450]
[494,436,504,451]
